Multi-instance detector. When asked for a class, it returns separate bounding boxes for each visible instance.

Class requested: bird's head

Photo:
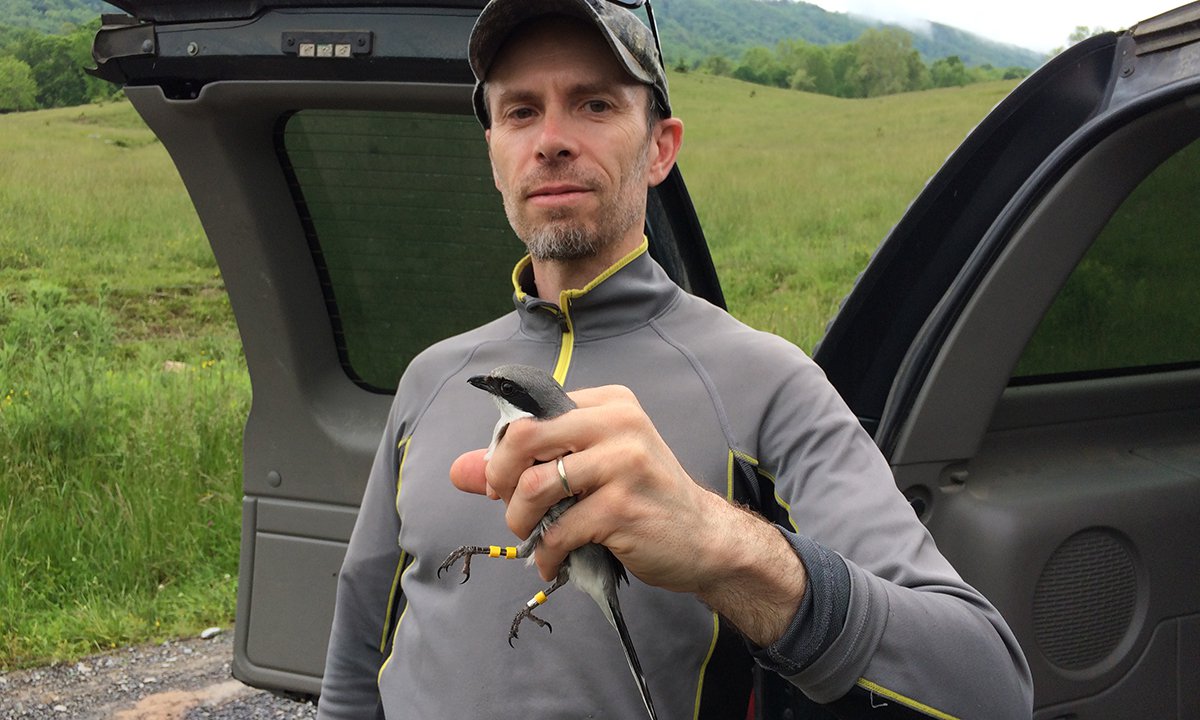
[468,364,576,421]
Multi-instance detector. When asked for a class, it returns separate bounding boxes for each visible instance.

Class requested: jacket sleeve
[748,351,1033,719]
[316,402,406,720]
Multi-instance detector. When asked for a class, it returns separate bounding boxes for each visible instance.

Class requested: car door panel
[879,37,1200,715]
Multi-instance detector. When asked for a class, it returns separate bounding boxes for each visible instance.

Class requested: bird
[437,363,658,720]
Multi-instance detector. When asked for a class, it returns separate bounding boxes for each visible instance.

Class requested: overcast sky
[806,0,1182,53]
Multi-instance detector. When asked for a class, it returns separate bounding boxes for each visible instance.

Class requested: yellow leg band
[488,546,519,559]
[506,546,517,559]
[526,591,548,610]
[489,546,501,558]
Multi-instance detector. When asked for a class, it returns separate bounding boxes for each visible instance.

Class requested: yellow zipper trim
[691,611,722,720]
[731,450,797,532]
[378,437,414,677]
[856,678,960,720]
[392,436,412,514]
[511,254,533,302]
[551,313,575,386]
[378,549,408,653]
[551,239,649,385]
[686,450,747,718]
[724,450,738,503]
[378,438,412,651]
[377,565,415,683]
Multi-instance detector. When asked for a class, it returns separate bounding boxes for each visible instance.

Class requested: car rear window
[1013,136,1200,382]
[278,110,525,392]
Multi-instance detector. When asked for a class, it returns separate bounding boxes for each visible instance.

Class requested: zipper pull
[534,303,570,333]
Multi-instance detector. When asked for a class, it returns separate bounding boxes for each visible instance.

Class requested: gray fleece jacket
[317,242,1032,719]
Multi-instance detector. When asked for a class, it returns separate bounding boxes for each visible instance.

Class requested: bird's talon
[438,546,483,584]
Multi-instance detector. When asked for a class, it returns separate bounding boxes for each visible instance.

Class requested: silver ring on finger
[556,456,573,498]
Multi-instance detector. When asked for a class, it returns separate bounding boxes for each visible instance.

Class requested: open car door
[813,4,1200,717]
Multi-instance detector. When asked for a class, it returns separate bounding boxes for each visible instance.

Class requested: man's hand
[449,384,807,647]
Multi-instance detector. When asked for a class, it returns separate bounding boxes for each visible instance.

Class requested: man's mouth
[526,184,592,206]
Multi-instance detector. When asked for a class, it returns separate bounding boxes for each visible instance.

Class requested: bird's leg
[508,569,570,647]
[437,544,525,584]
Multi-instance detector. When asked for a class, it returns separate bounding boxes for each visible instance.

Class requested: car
[91,1,1200,716]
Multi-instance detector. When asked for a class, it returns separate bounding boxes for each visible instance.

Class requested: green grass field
[673,73,1016,351]
[0,75,1014,669]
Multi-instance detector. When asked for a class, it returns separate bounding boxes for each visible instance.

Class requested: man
[318,0,1033,718]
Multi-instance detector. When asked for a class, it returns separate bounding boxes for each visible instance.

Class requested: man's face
[484,17,656,261]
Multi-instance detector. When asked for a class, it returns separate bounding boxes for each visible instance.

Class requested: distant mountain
[656,0,1046,69]
[0,0,114,33]
[1,0,1045,69]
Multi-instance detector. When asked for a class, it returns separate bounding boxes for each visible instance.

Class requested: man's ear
[646,117,684,188]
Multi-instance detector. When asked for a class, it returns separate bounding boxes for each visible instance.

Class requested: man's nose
[535,106,579,163]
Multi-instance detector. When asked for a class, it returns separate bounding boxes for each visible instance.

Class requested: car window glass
[1012,136,1200,382]
[279,110,525,392]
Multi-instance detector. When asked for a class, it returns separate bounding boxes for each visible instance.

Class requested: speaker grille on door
[1033,529,1138,670]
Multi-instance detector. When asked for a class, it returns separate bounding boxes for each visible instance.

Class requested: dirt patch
[114,680,253,719]
[0,630,316,720]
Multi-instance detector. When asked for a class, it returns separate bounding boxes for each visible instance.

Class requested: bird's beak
[467,374,492,392]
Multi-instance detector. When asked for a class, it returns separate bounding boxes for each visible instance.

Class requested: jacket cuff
[749,528,851,676]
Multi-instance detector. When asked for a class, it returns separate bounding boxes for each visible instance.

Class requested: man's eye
[585,100,610,113]
[509,107,535,120]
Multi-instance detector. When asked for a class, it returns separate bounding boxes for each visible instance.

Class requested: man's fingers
[486,400,640,484]
[503,452,590,540]
[531,493,622,582]
[532,504,592,581]
[449,449,492,497]
[565,384,639,409]
[483,416,583,499]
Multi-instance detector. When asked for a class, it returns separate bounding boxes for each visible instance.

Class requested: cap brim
[469,0,656,126]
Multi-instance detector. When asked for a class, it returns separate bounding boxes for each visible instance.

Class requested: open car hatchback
[91,2,1200,717]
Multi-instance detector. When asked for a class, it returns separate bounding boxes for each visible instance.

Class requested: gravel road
[0,629,318,720]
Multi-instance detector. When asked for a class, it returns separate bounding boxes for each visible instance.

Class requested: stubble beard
[503,137,652,262]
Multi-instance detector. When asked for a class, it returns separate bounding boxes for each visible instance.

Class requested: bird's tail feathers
[607,597,658,720]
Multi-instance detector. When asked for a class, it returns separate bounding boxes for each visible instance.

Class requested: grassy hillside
[674,73,1015,350]
[0,101,244,667]
[0,76,1014,667]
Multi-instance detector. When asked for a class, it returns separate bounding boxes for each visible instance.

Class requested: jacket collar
[511,240,681,341]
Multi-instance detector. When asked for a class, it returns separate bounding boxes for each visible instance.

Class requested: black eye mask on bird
[439,364,658,720]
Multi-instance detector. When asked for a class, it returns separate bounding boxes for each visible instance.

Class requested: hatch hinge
[92,14,156,64]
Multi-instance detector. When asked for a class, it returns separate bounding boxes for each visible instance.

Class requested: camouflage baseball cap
[468,0,671,127]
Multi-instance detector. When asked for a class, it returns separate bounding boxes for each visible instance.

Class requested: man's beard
[502,139,650,262]
[517,198,642,261]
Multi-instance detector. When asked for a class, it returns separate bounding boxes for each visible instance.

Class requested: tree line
[0,19,116,113]
[0,20,1041,114]
[681,27,1031,98]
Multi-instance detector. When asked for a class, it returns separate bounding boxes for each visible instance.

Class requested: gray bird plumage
[438,364,658,720]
